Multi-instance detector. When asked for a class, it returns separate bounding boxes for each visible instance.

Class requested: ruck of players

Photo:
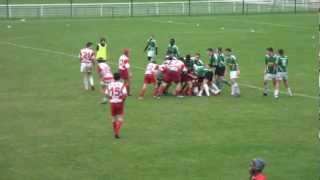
[79,36,293,139]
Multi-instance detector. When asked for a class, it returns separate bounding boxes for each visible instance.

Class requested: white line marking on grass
[1,41,317,100]
[241,83,318,100]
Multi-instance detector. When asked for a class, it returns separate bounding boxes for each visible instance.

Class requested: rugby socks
[126,84,131,95]
[288,88,293,96]
[263,83,268,94]
[89,75,94,87]
[83,75,89,90]
[187,87,193,96]
[203,84,210,96]
[210,83,220,94]
[113,121,123,136]
[139,88,146,97]
[175,89,181,96]
[234,82,240,95]
[274,89,279,98]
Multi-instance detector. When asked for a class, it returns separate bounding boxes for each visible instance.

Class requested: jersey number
[110,87,121,97]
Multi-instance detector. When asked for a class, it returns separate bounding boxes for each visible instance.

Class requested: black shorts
[215,67,225,76]
[205,71,213,81]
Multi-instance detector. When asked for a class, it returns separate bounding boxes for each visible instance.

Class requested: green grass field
[0,13,318,180]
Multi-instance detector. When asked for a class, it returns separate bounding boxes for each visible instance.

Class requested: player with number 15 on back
[104,72,127,139]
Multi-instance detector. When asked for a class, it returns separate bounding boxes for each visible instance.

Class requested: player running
[79,42,96,91]
[138,60,159,99]
[207,48,220,95]
[105,72,127,139]
[166,38,180,58]
[96,37,108,61]
[249,158,267,180]
[157,56,186,98]
[97,60,113,104]
[144,36,158,61]
[274,49,293,99]
[118,48,132,96]
[225,48,240,97]
[263,47,277,96]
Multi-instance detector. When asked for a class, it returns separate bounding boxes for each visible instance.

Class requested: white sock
[274,89,279,98]
[198,89,203,96]
[211,83,220,93]
[263,83,268,94]
[89,75,94,87]
[204,84,210,96]
[288,88,293,96]
[234,83,240,95]
[83,75,89,90]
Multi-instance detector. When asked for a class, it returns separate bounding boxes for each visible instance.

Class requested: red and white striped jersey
[105,81,127,103]
[80,48,95,63]
[164,59,186,73]
[97,62,113,81]
[144,62,158,75]
[118,54,130,70]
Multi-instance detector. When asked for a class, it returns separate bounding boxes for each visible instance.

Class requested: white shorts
[80,63,93,73]
[264,73,275,81]
[147,51,156,58]
[276,72,288,81]
[230,71,238,79]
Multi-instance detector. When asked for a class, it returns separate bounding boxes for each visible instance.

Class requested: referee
[96,37,108,61]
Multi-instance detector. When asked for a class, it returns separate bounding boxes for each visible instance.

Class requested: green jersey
[184,58,194,71]
[146,39,157,52]
[209,54,218,68]
[216,53,225,68]
[276,55,288,73]
[167,44,180,57]
[265,54,276,74]
[225,54,238,71]
[193,60,208,77]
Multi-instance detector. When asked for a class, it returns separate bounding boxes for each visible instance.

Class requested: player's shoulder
[231,55,237,60]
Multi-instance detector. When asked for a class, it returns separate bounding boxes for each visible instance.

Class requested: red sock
[126,85,131,95]
[115,121,122,135]
[175,89,181,96]
[112,122,117,135]
[157,86,165,96]
[139,88,146,97]
[187,87,192,96]
[153,87,158,96]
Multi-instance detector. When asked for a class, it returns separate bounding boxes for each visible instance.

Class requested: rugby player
[138,59,159,99]
[144,36,158,61]
[118,48,132,96]
[274,49,293,99]
[249,158,267,180]
[105,72,127,139]
[263,47,277,96]
[166,38,180,58]
[225,48,240,97]
[79,42,96,91]
[97,60,113,104]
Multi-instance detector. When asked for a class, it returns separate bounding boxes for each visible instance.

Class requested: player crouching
[79,42,96,91]
[105,73,127,139]
[139,59,159,99]
[97,60,113,104]
[157,56,186,98]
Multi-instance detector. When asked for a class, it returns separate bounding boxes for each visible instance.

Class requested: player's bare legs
[283,79,293,96]
[112,115,123,139]
[87,72,95,90]
[274,80,280,99]
[230,78,240,97]
[139,83,147,99]
[83,73,89,90]
[175,82,183,98]
[198,79,210,96]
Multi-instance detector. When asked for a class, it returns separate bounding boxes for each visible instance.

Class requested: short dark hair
[218,47,223,52]
[278,49,284,55]
[86,42,93,47]
[225,48,232,52]
[195,53,200,56]
[207,48,213,51]
[100,37,106,42]
[185,54,191,60]
[114,72,121,81]
[267,47,273,52]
